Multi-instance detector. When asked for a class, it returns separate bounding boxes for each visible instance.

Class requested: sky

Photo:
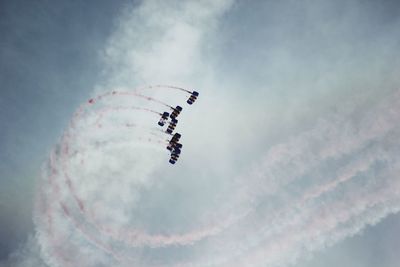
[1,0,400,266]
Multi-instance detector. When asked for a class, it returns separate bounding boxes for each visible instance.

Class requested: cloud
[25,0,400,267]
[0,235,47,267]
[209,94,400,266]
[99,0,234,89]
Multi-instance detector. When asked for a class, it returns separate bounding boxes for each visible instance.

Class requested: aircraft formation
[36,85,205,267]
[158,91,199,164]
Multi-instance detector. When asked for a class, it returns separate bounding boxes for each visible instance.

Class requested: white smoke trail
[32,0,400,267]
[170,90,400,267]
[33,86,400,267]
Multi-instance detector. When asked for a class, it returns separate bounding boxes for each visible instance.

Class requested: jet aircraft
[170,106,182,119]
[158,112,169,126]
[166,118,178,134]
[167,133,181,150]
[187,91,199,105]
[169,147,181,164]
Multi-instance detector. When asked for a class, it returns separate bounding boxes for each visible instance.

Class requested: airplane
[171,132,181,142]
[166,133,181,150]
[173,147,181,155]
[170,106,182,119]
[187,91,199,105]
[158,112,169,126]
[167,142,182,151]
[166,118,178,134]
[169,149,181,164]
[167,133,182,164]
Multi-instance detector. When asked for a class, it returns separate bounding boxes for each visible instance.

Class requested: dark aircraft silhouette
[158,112,169,126]
[167,133,181,150]
[170,106,182,119]
[187,91,199,105]
[169,147,181,164]
[166,118,178,134]
[167,133,182,164]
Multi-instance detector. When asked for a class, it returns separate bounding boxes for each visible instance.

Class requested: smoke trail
[33,86,400,267]
[32,0,400,266]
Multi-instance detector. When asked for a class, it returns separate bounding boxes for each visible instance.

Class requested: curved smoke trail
[29,0,400,266]
[34,84,400,267]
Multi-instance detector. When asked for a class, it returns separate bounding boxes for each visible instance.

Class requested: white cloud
[0,236,47,267]
[26,0,400,267]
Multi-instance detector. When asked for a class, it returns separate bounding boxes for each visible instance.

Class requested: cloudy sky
[1,0,400,266]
